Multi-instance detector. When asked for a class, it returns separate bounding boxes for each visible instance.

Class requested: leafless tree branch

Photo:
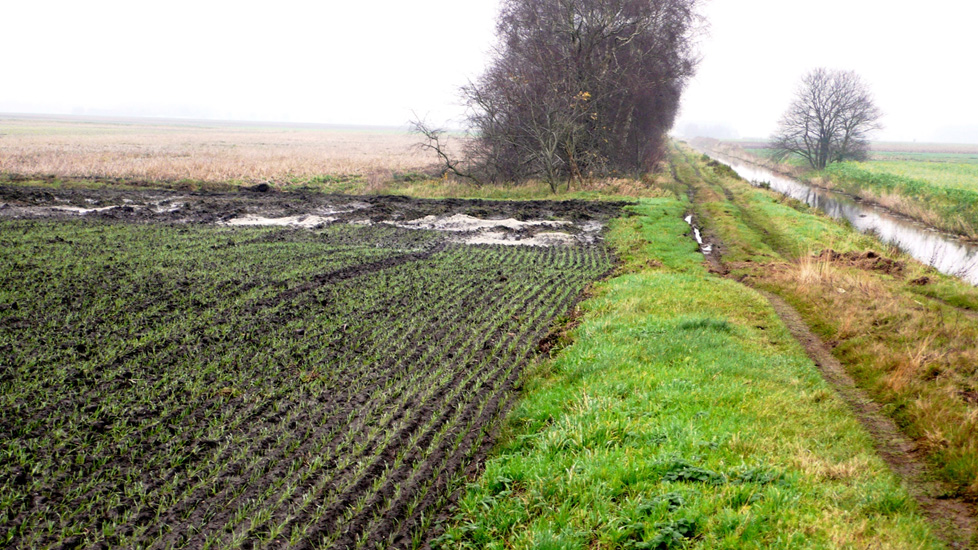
[410,117,483,187]
[416,0,701,192]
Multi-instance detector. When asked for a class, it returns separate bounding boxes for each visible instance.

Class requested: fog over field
[1,0,976,143]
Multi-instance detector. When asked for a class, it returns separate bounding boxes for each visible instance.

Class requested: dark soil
[0,204,618,549]
[0,184,630,229]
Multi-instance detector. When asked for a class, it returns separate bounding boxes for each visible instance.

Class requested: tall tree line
[418,0,700,190]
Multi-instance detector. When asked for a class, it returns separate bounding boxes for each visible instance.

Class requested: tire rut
[755,288,977,548]
[684,162,978,548]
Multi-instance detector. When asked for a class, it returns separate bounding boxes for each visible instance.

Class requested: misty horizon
[2,0,977,145]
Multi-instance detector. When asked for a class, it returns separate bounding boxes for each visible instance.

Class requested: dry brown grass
[0,115,445,185]
[761,253,978,494]
[792,442,872,482]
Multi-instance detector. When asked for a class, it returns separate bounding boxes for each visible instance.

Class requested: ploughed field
[0,191,622,549]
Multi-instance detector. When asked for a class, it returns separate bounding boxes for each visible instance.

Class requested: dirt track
[756,289,976,548]
[685,201,978,548]
[673,143,978,547]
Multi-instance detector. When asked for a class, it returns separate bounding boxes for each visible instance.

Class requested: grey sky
[3,0,976,143]
[680,0,978,142]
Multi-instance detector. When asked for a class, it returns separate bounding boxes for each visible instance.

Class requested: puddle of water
[702,151,978,285]
[684,214,713,255]
[4,198,601,248]
[394,213,571,232]
[222,215,337,227]
[152,202,184,214]
[53,206,119,215]
[463,231,578,247]
[581,220,604,233]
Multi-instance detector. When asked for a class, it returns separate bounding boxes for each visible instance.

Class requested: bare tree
[411,118,483,186]
[771,68,883,170]
[414,0,700,191]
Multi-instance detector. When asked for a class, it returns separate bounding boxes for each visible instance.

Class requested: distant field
[870,151,978,164]
[0,114,445,187]
[857,160,978,191]
[736,140,978,161]
[739,141,978,168]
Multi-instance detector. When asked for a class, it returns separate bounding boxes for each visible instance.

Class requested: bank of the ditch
[434,198,941,548]
[673,144,978,547]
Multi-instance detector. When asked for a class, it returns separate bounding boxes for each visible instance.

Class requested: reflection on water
[704,152,978,286]
[684,214,713,254]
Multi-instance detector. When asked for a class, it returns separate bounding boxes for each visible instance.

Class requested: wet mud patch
[0,184,630,246]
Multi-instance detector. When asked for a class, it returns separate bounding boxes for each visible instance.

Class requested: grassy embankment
[739,144,978,239]
[436,195,942,547]
[675,146,978,503]
[815,161,978,238]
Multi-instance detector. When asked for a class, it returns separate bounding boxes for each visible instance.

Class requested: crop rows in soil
[0,218,614,549]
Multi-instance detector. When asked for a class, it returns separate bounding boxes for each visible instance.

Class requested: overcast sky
[3,0,977,143]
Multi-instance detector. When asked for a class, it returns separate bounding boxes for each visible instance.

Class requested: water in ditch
[701,151,978,285]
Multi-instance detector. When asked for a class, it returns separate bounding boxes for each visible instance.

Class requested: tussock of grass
[436,197,940,548]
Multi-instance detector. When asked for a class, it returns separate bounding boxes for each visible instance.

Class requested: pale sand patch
[394,213,571,232]
[222,214,337,227]
[463,231,578,247]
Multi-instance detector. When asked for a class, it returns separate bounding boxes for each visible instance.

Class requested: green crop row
[0,219,612,549]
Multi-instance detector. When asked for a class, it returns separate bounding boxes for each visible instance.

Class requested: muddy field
[0,185,626,245]
[0,188,624,549]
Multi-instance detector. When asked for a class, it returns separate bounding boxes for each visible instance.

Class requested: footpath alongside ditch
[674,145,978,548]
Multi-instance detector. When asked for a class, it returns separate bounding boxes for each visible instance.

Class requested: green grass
[818,161,978,237]
[857,161,978,191]
[734,144,978,238]
[435,197,941,549]
[680,144,978,505]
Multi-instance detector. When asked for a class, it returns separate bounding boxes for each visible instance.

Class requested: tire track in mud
[1,245,442,522]
[755,288,977,548]
[142,267,525,546]
[250,241,448,312]
[4,240,404,445]
[141,251,604,549]
[1,195,623,549]
[677,155,978,548]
